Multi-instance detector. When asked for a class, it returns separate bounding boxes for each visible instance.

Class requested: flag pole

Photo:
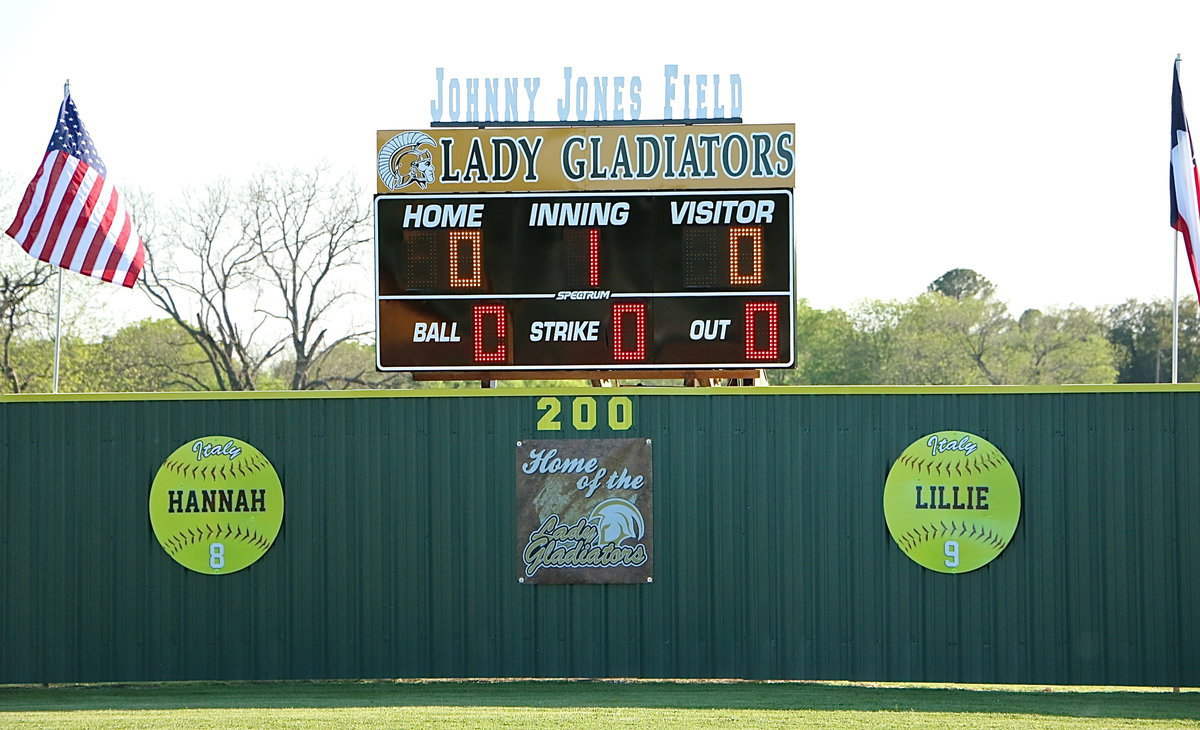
[52,270,62,393]
[1173,228,1180,383]
[51,79,69,394]
[1173,55,1184,385]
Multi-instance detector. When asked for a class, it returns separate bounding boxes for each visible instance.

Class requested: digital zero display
[375,190,793,371]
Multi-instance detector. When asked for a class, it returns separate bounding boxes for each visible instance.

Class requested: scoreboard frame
[374,188,794,373]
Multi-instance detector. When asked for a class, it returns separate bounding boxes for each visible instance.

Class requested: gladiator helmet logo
[378,131,437,190]
[589,498,645,546]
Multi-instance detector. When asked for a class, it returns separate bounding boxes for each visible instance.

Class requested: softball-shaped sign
[883,431,1020,573]
[149,437,284,575]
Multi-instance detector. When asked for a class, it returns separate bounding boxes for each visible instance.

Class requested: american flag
[5,94,144,288]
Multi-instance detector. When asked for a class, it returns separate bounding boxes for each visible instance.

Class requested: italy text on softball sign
[149,437,284,575]
[883,431,1021,573]
[516,438,652,584]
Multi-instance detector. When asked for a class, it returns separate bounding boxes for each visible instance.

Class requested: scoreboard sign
[376,189,794,371]
[374,122,796,374]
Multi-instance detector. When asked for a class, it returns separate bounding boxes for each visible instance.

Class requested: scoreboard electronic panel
[375,189,794,371]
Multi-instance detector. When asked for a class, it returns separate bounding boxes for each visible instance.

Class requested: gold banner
[376,123,794,194]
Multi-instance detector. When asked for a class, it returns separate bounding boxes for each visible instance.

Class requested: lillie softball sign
[516,438,653,584]
[883,431,1021,574]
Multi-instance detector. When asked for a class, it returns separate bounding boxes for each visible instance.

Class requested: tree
[769,300,882,385]
[242,167,372,389]
[863,272,1117,385]
[1001,307,1117,384]
[1105,298,1200,382]
[139,182,278,390]
[0,173,57,393]
[0,259,54,393]
[269,341,411,390]
[928,268,995,301]
[882,270,1011,384]
[71,318,219,392]
[876,290,1011,385]
[139,168,369,391]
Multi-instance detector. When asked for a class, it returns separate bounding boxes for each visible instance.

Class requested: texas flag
[1171,58,1200,302]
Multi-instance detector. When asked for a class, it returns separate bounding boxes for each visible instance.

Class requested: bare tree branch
[242,166,371,389]
[0,263,54,393]
[137,182,280,390]
[135,167,371,391]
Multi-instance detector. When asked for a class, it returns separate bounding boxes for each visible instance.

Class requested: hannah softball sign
[516,438,652,584]
[149,437,284,575]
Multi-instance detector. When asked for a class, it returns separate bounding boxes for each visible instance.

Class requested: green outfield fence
[0,385,1195,685]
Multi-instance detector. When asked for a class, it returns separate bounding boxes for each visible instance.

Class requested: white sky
[3,0,1200,321]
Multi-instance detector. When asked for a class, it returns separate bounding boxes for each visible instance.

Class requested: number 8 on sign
[209,542,225,569]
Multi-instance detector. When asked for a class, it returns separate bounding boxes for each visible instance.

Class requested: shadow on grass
[0,680,1197,721]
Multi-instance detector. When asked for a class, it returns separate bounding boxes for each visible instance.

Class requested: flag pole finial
[63,79,69,99]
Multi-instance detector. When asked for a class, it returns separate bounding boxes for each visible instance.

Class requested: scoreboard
[375,189,794,371]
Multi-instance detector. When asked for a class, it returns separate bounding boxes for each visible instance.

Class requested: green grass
[0,679,1197,729]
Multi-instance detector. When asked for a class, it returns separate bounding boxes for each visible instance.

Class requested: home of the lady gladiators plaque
[516,438,652,584]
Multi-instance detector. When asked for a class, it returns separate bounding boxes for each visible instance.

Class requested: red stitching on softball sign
[149,437,284,575]
[883,431,1021,574]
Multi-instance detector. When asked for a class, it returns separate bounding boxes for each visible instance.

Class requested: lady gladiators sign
[376,124,795,194]
[516,438,652,584]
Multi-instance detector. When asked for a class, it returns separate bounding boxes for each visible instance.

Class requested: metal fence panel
[0,387,1194,685]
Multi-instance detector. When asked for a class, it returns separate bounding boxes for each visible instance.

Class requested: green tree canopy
[67,319,218,393]
[927,268,995,301]
[1001,307,1117,384]
[770,300,882,385]
[776,270,1118,386]
[870,287,1011,385]
[269,340,411,390]
[1105,298,1200,383]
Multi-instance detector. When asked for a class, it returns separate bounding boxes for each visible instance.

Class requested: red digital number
[588,228,601,287]
[612,302,647,361]
[564,227,602,288]
[744,301,779,360]
[449,229,482,288]
[473,304,508,362]
[729,225,764,286]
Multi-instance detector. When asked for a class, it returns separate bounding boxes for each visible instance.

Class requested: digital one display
[375,190,793,371]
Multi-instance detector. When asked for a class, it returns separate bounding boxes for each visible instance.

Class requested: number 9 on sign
[943,540,959,568]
